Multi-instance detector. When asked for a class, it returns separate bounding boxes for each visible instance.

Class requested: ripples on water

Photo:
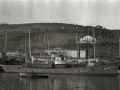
[0,73,120,90]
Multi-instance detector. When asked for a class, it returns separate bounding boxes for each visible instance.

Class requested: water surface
[0,73,119,90]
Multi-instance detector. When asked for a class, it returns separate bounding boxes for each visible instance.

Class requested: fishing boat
[0,59,119,75]
[0,25,120,75]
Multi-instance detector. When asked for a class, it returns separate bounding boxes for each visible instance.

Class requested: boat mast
[28,26,31,58]
[39,34,41,57]
[79,36,81,59]
[92,24,96,61]
[119,38,120,57]
[4,30,7,53]
[48,40,49,50]
[43,34,46,55]
[76,33,78,64]
[46,34,49,50]
[25,34,26,52]
[76,33,78,45]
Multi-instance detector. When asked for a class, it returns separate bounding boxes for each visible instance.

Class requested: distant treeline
[0,23,120,59]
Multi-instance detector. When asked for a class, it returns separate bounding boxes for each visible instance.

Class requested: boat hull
[0,61,119,75]
[20,73,49,78]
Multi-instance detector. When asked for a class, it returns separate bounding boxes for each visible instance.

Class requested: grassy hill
[0,23,120,59]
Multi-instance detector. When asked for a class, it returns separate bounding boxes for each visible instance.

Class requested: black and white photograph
[0,0,120,90]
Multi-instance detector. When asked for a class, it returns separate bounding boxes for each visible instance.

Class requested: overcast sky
[0,0,120,29]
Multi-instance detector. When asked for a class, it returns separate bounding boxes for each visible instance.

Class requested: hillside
[0,23,120,59]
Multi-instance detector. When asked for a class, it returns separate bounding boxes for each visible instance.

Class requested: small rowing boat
[20,72,49,78]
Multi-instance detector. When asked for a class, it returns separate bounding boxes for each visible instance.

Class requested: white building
[79,35,96,44]
[62,50,86,58]
[45,49,86,58]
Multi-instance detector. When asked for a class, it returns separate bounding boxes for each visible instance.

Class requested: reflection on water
[49,75,119,90]
[0,73,119,90]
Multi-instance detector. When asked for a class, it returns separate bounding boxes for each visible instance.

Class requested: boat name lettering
[104,66,117,70]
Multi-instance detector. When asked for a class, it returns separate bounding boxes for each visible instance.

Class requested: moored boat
[20,72,49,78]
[0,24,120,75]
[0,58,119,75]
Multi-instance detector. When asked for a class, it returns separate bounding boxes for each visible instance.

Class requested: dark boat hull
[0,61,119,75]
[20,73,49,78]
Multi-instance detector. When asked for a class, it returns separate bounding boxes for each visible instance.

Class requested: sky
[0,0,120,29]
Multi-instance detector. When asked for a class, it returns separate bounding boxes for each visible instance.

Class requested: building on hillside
[45,49,86,59]
[62,50,86,58]
[79,35,96,44]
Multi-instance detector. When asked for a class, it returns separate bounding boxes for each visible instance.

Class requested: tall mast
[48,40,49,50]
[25,34,26,52]
[76,33,78,64]
[29,26,31,58]
[119,38,120,57]
[76,33,78,45]
[4,30,7,53]
[44,34,46,51]
[43,34,46,56]
[46,34,49,50]
[79,36,81,59]
[92,23,96,61]
[39,34,41,57]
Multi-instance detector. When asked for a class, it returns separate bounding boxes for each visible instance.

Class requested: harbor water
[0,73,120,90]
